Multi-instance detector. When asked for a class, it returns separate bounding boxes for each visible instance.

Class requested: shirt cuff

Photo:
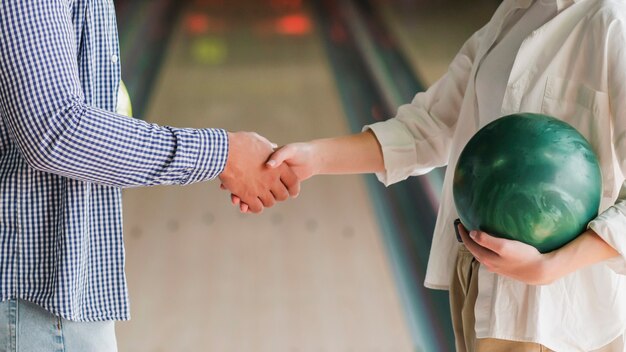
[184,128,228,184]
[363,120,433,186]
[588,200,626,274]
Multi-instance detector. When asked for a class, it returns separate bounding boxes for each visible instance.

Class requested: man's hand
[225,141,317,213]
[218,132,300,214]
[457,223,554,285]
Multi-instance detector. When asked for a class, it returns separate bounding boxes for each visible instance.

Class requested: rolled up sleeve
[363,25,485,186]
[588,200,626,274]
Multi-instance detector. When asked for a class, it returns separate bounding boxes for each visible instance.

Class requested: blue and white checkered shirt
[0,1,228,321]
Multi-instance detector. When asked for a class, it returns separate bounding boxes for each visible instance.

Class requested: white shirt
[476,0,557,120]
[366,0,626,350]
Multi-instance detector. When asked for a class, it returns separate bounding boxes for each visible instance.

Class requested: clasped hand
[220,140,315,213]
[218,132,303,214]
[457,223,556,285]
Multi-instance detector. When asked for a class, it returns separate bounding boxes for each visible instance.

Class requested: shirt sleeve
[362,24,487,186]
[0,1,228,188]
[587,16,626,275]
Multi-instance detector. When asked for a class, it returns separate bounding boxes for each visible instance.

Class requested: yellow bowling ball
[116,80,133,117]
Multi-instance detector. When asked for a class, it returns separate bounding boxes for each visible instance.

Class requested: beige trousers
[449,245,624,352]
[449,245,554,352]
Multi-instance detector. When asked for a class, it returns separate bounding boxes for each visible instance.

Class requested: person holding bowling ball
[227,0,626,350]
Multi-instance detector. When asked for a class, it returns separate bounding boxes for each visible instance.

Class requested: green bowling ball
[452,113,602,253]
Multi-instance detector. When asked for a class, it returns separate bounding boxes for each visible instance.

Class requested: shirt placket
[501,30,539,115]
[471,2,531,127]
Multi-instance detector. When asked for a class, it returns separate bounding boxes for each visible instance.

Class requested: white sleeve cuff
[588,201,626,274]
[363,120,434,186]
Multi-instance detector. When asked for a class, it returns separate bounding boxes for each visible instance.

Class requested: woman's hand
[457,223,556,285]
[458,223,620,285]
[266,142,318,181]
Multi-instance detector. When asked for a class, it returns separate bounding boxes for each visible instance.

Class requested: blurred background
[113,0,498,351]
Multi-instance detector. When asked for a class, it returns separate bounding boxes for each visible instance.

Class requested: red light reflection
[185,13,227,34]
[274,14,311,36]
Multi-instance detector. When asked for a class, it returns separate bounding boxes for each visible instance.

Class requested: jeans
[0,299,117,352]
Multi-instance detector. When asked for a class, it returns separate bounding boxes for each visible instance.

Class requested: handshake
[218,131,314,214]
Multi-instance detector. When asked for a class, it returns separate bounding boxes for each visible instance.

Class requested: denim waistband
[0,299,117,352]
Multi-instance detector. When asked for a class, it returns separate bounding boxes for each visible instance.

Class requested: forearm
[6,100,227,188]
[546,230,619,278]
[310,130,385,175]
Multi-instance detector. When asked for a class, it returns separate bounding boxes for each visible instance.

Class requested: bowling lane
[375,0,499,85]
[117,1,413,351]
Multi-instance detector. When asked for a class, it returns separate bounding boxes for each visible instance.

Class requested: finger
[471,231,509,255]
[458,225,497,262]
[279,166,300,197]
[258,192,276,208]
[240,202,249,213]
[270,182,290,202]
[266,145,293,168]
[246,198,264,214]
[231,194,242,206]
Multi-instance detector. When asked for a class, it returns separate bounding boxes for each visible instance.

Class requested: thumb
[266,145,294,168]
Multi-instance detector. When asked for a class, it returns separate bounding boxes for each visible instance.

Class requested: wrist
[538,250,562,284]
[221,132,239,180]
[307,140,324,176]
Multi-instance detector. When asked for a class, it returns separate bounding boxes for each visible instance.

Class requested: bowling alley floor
[116,0,496,351]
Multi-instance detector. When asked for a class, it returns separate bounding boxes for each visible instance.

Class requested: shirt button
[111,54,119,63]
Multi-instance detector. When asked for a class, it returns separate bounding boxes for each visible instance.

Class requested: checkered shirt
[0,0,228,321]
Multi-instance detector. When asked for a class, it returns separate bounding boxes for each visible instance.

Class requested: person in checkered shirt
[0,1,299,351]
